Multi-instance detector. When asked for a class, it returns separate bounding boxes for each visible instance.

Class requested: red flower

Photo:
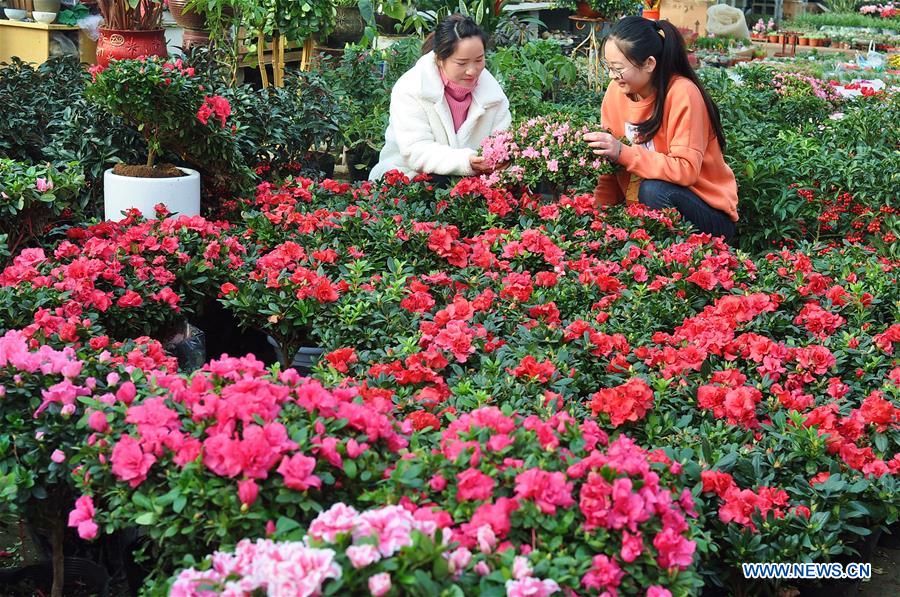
[219,282,238,297]
[197,94,231,128]
[859,391,897,430]
[590,378,654,427]
[117,290,143,308]
[500,272,533,302]
[809,472,830,487]
[324,347,358,374]
[508,355,557,383]
[794,301,845,339]
[406,411,441,431]
[700,470,736,497]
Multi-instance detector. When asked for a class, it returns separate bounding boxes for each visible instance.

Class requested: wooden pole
[275,32,285,87]
[257,31,269,88]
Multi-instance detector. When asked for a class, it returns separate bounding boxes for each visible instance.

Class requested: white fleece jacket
[369,51,512,181]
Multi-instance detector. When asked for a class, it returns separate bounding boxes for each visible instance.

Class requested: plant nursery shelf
[0,19,96,65]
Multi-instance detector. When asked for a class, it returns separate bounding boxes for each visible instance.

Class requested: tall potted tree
[96,0,167,66]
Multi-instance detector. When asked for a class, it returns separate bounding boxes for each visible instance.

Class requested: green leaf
[135,512,155,525]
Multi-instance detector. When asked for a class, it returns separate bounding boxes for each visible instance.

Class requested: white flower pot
[103,167,200,221]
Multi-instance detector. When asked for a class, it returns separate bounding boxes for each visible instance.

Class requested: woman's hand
[469,155,493,173]
[583,132,623,162]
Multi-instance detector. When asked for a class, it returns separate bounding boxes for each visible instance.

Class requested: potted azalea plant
[96,0,167,67]
[479,113,622,195]
[86,56,247,220]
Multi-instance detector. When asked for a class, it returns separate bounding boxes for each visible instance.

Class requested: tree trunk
[51,515,64,597]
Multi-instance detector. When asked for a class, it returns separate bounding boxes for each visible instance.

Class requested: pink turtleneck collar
[439,69,475,133]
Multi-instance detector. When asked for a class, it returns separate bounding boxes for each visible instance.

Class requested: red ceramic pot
[96,28,167,67]
[576,2,602,18]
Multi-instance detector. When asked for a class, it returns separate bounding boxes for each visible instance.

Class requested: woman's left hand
[583,132,623,162]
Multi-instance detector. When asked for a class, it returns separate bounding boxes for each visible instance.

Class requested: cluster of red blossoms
[590,378,655,427]
[701,470,804,530]
[197,95,232,128]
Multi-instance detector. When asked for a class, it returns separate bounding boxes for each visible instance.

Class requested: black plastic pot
[265,336,323,375]
[346,148,379,182]
[796,529,883,597]
[878,521,900,549]
[163,321,207,373]
[0,556,110,596]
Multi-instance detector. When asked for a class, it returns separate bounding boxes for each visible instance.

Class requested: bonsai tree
[85,56,251,187]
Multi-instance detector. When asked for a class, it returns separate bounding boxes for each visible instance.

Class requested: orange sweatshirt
[593,75,739,222]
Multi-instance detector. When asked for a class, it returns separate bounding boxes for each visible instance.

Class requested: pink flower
[110,435,156,488]
[67,495,98,540]
[653,527,696,569]
[368,572,392,596]
[346,544,381,569]
[512,555,532,579]
[35,178,54,192]
[581,554,623,591]
[477,524,497,553]
[354,505,418,557]
[308,503,360,542]
[546,159,559,172]
[430,474,448,491]
[237,479,259,506]
[51,449,66,463]
[457,468,496,501]
[447,547,472,574]
[475,561,491,576]
[621,530,644,563]
[88,410,109,433]
[514,468,575,514]
[277,453,321,491]
[506,577,560,597]
[647,587,673,597]
[608,477,649,531]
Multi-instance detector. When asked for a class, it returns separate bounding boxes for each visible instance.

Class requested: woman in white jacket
[369,14,512,181]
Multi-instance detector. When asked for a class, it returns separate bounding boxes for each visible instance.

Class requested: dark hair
[606,17,726,151]
[421,14,488,60]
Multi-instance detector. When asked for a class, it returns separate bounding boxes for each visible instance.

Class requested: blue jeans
[638,179,736,242]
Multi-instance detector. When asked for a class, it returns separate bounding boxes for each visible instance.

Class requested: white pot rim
[104,166,199,181]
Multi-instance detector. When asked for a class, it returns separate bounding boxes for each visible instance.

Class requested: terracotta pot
[642,9,660,20]
[576,2,602,18]
[767,34,778,43]
[799,37,809,46]
[96,28,167,67]
[182,28,212,50]
[168,0,206,30]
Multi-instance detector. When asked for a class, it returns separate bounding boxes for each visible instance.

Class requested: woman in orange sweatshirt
[584,16,738,241]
